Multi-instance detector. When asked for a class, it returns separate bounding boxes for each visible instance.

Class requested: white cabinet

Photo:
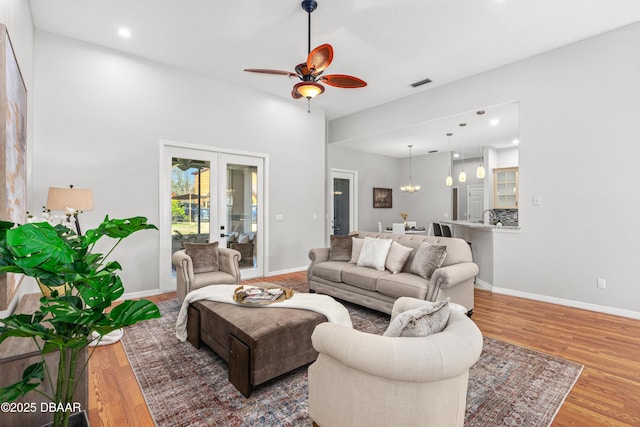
[494,167,518,208]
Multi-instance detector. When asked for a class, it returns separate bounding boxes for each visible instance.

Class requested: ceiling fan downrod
[301,0,318,54]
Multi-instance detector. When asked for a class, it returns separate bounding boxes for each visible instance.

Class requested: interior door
[330,169,357,237]
[468,185,484,221]
[219,153,264,278]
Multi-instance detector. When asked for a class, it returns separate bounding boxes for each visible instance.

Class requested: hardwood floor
[88,272,640,426]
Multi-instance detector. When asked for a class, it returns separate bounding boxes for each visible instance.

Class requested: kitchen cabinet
[494,167,518,208]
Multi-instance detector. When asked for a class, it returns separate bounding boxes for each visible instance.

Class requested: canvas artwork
[0,24,27,310]
[373,187,392,208]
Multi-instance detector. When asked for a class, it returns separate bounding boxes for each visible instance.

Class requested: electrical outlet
[597,278,606,289]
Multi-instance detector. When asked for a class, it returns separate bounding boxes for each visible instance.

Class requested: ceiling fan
[244,0,367,112]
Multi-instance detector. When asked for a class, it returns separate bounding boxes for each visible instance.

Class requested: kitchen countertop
[441,220,520,233]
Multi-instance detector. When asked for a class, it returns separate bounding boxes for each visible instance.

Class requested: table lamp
[46,185,94,235]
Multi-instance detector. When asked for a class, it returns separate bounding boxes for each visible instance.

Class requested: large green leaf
[5,223,76,271]
[0,362,45,402]
[107,300,161,327]
[84,216,157,246]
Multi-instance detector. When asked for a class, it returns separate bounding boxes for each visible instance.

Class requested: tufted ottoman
[187,297,327,397]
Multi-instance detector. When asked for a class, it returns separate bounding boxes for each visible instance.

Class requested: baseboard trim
[492,286,640,320]
[474,279,492,291]
[265,266,307,277]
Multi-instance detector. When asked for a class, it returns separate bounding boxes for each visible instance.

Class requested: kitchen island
[440,220,520,288]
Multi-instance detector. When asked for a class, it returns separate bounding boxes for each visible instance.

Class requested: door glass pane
[333,178,350,235]
[227,164,258,269]
[171,158,211,268]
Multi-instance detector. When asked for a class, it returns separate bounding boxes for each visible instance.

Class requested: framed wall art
[0,23,27,310]
[373,187,392,208]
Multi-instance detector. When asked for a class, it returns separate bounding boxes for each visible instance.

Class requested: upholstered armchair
[308,297,483,427]
[172,243,241,301]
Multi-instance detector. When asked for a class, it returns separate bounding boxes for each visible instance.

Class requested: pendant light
[400,145,421,192]
[476,110,486,179]
[458,123,467,183]
[445,133,453,186]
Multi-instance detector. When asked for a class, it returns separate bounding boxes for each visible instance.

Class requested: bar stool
[441,224,452,237]
[432,223,442,236]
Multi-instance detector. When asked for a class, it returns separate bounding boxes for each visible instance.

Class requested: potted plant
[0,216,161,427]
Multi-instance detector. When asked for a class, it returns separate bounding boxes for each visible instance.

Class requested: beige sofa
[307,231,478,315]
[308,296,484,427]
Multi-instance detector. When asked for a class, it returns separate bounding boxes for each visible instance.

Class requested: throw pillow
[385,241,414,274]
[238,233,250,244]
[329,235,353,261]
[383,298,450,337]
[349,237,364,263]
[357,237,393,271]
[405,242,447,280]
[184,241,219,274]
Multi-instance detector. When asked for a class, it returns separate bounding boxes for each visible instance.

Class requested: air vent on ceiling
[428,150,438,153]
[410,77,432,88]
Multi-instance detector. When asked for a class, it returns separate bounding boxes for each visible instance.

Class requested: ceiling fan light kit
[244,0,366,112]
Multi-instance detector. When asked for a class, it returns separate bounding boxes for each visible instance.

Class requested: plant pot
[40,410,90,427]
[37,279,69,297]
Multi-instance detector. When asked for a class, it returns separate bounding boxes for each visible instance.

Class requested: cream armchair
[308,297,483,427]
[172,247,241,301]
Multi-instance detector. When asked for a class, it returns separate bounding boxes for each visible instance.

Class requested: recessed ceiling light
[453,153,460,158]
[512,139,519,145]
[490,118,500,126]
[118,28,131,38]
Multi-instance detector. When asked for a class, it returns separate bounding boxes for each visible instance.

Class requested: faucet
[482,209,496,225]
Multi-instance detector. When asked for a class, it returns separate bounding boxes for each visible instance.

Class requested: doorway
[330,169,357,237]
[468,185,484,222]
[159,142,266,291]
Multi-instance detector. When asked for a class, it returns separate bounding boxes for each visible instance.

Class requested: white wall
[328,23,640,314]
[32,31,327,294]
[328,146,451,232]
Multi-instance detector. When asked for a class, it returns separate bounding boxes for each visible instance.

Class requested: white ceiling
[29,0,640,157]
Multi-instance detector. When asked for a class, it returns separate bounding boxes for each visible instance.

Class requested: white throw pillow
[385,241,414,274]
[357,237,392,271]
[349,238,365,263]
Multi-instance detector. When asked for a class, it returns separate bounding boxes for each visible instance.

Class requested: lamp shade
[47,186,94,211]
[458,171,467,183]
[445,175,453,186]
[294,81,325,98]
[476,165,486,179]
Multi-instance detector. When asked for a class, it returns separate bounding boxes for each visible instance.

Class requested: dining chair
[432,223,443,236]
[441,224,452,237]
[391,223,406,235]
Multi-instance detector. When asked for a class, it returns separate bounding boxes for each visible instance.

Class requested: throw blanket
[176,284,353,342]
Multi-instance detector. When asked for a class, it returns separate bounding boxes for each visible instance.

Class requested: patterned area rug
[121,287,582,427]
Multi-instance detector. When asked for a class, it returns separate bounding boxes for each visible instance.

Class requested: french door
[159,142,265,292]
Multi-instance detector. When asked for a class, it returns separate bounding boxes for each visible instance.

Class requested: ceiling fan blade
[307,44,333,75]
[320,74,367,88]
[244,69,298,78]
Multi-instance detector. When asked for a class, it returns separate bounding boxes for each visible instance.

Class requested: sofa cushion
[376,273,429,299]
[349,238,364,263]
[385,241,414,274]
[342,266,391,291]
[329,235,353,262]
[383,298,450,337]
[311,261,355,283]
[184,242,219,273]
[357,237,392,271]
[404,242,447,280]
